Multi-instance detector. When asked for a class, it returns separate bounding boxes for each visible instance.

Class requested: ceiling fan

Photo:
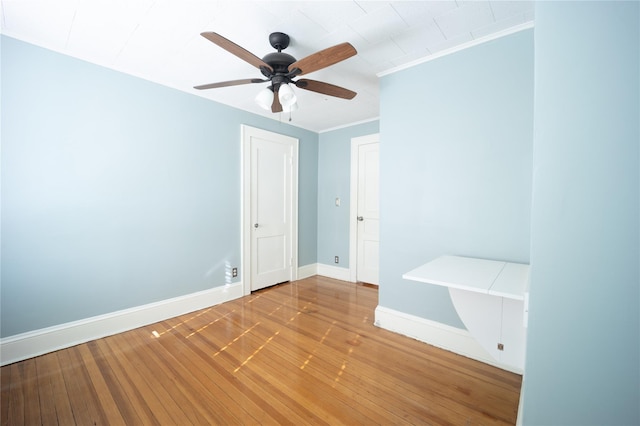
[194,32,358,113]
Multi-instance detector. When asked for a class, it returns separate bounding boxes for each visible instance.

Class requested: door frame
[348,133,380,283]
[241,125,299,296]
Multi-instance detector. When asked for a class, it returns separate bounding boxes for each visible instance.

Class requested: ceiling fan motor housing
[261,51,298,87]
[262,52,296,72]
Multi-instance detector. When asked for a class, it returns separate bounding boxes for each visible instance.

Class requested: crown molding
[378,21,534,78]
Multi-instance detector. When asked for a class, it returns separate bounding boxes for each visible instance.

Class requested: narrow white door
[242,126,298,293]
[356,141,380,284]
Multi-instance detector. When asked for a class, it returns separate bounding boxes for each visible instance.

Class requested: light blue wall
[317,121,379,267]
[1,36,318,337]
[522,2,639,424]
[378,29,534,327]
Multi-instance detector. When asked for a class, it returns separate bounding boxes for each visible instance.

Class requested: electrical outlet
[335,256,339,264]
[232,267,238,278]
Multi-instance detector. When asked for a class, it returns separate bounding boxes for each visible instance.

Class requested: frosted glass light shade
[255,87,273,110]
[278,83,297,108]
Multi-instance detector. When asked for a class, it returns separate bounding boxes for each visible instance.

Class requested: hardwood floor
[1,276,522,425]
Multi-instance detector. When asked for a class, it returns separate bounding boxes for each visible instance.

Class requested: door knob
[357,216,364,221]
[254,223,259,228]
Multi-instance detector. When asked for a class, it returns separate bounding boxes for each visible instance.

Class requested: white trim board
[319,117,380,134]
[377,21,534,77]
[317,263,351,282]
[0,282,243,366]
[374,305,523,375]
[297,263,318,280]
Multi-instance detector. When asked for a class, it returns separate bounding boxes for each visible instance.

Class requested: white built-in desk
[403,255,529,372]
[403,255,528,300]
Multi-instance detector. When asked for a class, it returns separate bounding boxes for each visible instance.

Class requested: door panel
[356,142,380,284]
[256,235,286,281]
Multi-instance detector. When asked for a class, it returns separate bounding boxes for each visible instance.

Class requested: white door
[242,126,298,293]
[351,136,380,284]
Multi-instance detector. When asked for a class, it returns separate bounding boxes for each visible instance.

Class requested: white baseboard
[317,263,352,282]
[0,282,244,366]
[297,263,318,280]
[374,305,522,374]
[516,376,525,426]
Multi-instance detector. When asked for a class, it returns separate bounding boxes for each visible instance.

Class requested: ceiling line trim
[377,21,534,78]
[319,116,380,134]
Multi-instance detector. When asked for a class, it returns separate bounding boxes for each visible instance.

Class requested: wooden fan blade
[295,79,357,99]
[289,42,356,76]
[201,32,273,73]
[271,87,283,113]
[194,78,266,90]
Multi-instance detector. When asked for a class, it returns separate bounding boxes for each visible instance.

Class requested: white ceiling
[1,1,534,133]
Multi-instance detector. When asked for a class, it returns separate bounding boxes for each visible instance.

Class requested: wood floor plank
[85,340,143,424]
[93,337,161,424]
[58,345,108,425]
[21,358,42,425]
[7,363,26,425]
[0,276,522,425]
[76,342,128,424]
[36,351,76,426]
[34,353,63,425]
[0,363,10,426]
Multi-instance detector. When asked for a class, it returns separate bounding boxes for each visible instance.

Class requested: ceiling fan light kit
[255,87,275,111]
[195,31,357,115]
[254,84,298,112]
[278,83,297,108]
